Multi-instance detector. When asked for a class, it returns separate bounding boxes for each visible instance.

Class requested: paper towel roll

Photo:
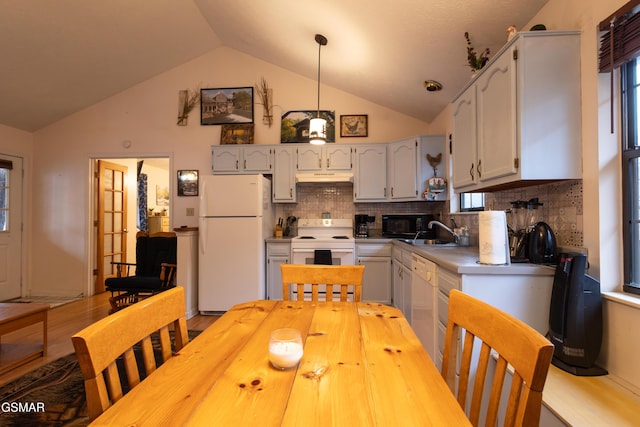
[478,211,510,265]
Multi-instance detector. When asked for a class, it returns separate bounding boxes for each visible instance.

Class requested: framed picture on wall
[177,170,199,196]
[221,124,254,144]
[340,114,368,137]
[280,110,335,143]
[200,87,254,125]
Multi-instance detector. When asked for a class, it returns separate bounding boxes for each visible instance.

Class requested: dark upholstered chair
[105,231,177,314]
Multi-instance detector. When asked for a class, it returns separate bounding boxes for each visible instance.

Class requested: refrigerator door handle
[199,219,207,255]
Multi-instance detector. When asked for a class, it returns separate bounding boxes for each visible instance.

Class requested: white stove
[290,218,355,265]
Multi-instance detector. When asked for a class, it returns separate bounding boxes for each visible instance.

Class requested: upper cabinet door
[451,86,478,189]
[272,147,296,202]
[296,146,323,171]
[325,145,352,171]
[211,146,241,173]
[354,144,387,201]
[388,139,418,200]
[243,146,272,173]
[476,46,518,183]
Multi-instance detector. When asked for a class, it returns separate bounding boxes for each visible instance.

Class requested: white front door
[0,155,23,301]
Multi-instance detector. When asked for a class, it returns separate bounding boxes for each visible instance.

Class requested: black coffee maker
[355,214,369,237]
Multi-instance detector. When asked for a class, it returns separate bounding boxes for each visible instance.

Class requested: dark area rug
[0,330,201,426]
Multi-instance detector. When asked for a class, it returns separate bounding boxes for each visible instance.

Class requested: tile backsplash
[273,183,443,234]
[273,180,583,247]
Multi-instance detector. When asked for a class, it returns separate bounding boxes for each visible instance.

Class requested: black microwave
[382,214,436,239]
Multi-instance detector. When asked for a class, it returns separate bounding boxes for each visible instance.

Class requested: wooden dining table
[90,300,470,426]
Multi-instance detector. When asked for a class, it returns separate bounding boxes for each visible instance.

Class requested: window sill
[602,290,640,309]
[543,364,640,426]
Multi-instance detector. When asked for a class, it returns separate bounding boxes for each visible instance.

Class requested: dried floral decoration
[177,87,200,126]
[464,32,490,71]
[256,77,273,127]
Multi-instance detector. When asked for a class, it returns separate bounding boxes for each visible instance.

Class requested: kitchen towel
[478,210,510,265]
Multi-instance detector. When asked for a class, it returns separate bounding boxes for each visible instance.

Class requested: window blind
[0,159,13,170]
[599,0,640,73]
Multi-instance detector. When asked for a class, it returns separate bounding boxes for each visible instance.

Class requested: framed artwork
[340,114,368,137]
[156,185,169,206]
[221,124,254,144]
[177,170,199,197]
[200,87,253,125]
[280,110,335,143]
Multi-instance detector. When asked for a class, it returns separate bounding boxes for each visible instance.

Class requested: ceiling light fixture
[309,34,328,145]
[424,80,443,92]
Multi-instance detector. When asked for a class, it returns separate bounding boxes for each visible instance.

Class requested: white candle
[269,341,304,369]
[268,328,303,369]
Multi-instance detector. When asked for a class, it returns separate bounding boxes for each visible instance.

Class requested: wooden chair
[71,286,189,421]
[441,289,554,427]
[280,264,365,302]
[105,231,177,313]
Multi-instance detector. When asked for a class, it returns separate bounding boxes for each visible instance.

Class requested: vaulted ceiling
[0,0,549,132]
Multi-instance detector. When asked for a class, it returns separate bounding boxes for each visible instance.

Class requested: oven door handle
[291,248,354,254]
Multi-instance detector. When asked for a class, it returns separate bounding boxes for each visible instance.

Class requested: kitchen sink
[397,239,458,247]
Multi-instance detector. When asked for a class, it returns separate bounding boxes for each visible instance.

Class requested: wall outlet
[186,207,195,216]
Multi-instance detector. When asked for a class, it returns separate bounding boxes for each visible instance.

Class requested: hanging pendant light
[309,34,328,145]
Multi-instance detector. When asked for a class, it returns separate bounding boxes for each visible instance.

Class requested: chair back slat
[280,264,365,302]
[441,290,553,427]
[72,286,189,420]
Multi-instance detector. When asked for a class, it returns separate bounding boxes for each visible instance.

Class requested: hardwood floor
[0,291,220,386]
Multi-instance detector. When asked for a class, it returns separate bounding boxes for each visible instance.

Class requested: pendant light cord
[314,34,327,118]
[317,41,321,117]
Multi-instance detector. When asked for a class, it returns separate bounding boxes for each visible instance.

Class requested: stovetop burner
[298,236,315,239]
[333,236,349,239]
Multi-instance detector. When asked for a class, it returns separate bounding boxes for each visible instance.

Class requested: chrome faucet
[412,230,422,244]
[428,220,458,243]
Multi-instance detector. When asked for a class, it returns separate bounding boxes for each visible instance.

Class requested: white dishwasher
[411,253,437,361]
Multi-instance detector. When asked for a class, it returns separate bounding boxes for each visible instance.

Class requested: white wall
[26,46,429,298]
[430,0,640,392]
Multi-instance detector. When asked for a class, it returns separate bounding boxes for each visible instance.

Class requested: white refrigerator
[198,174,274,313]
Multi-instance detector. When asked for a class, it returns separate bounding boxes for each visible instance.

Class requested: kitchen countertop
[265,236,294,243]
[403,243,555,276]
[267,236,555,276]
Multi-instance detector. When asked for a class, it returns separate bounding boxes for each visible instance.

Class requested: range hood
[295,172,354,183]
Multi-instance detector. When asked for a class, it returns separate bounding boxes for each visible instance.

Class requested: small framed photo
[200,87,253,125]
[177,170,199,197]
[340,114,368,137]
[221,123,254,144]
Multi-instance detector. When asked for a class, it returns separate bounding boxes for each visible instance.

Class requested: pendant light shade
[310,34,328,145]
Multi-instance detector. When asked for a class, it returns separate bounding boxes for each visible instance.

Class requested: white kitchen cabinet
[211,146,272,174]
[353,144,387,202]
[296,145,352,172]
[243,146,273,172]
[411,253,437,360]
[272,147,296,202]
[388,138,418,200]
[356,242,392,304]
[451,31,581,192]
[392,246,412,319]
[451,87,478,189]
[388,135,447,202]
[266,241,290,300]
